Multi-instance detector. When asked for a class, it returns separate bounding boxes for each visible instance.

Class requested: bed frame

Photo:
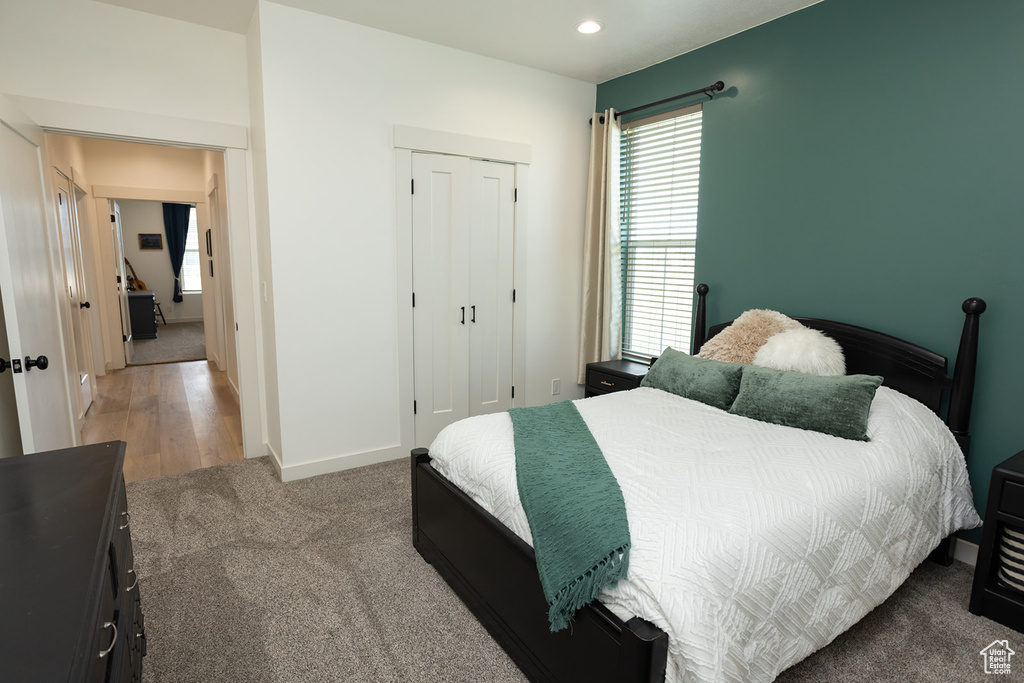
[411,284,986,683]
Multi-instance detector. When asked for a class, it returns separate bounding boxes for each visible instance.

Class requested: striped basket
[997,526,1024,594]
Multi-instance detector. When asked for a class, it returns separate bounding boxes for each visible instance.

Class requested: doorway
[116,199,208,366]
[48,133,245,481]
[0,94,262,468]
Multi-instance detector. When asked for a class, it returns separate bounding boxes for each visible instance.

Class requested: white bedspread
[428,386,981,683]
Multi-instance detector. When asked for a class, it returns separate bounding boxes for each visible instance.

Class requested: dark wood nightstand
[970,450,1024,632]
[585,359,650,398]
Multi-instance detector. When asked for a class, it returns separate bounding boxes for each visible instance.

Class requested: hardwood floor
[81,361,244,483]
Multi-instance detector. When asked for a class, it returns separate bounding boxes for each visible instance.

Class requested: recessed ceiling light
[576,21,603,34]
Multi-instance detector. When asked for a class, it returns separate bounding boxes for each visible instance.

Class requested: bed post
[946,297,986,458]
[929,297,985,567]
[691,283,709,355]
[411,448,430,547]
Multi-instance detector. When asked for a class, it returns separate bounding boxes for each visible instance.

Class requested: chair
[154,301,167,325]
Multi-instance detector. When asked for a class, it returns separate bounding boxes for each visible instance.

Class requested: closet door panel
[468,160,515,417]
[412,153,470,447]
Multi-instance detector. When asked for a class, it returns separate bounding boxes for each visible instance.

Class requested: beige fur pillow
[697,309,802,364]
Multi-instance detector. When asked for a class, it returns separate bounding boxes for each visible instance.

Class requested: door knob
[25,355,48,371]
[0,358,9,373]
[80,301,91,309]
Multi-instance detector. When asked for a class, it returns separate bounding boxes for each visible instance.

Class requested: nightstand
[970,450,1024,632]
[585,359,650,398]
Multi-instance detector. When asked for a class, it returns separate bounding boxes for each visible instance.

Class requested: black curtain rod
[613,80,725,120]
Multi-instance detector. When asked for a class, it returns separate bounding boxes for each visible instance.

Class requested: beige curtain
[577,109,622,384]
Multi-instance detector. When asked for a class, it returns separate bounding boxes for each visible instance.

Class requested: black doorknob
[25,355,48,371]
[80,301,91,309]
[0,357,9,373]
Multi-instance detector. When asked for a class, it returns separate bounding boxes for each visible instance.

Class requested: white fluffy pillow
[696,309,803,364]
[753,327,846,376]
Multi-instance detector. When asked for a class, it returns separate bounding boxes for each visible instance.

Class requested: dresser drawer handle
[600,380,615,387]
[119,511,130,530]
[126,568,139,593]
[99,622,118,658]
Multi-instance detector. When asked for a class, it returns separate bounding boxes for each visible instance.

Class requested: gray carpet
[126,457,1023,682]
[130,322,206,365]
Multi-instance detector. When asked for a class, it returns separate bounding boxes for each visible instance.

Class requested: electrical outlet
[551,378,561,395]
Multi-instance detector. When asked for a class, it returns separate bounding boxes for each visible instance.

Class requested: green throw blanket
[509,400,631,632]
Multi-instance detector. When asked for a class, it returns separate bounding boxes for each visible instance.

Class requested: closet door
[411,154,516,448]
[467,159,515,417]
[412,153,471,447]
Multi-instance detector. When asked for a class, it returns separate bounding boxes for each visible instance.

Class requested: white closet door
[412,153,471,447]
[468,159,515,417]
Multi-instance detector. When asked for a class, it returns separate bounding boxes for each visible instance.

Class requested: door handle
[471,305,476,323]
[25,355,48,371]
[460,306,465,324]
[0,358,8,373]
[80,301,91,309]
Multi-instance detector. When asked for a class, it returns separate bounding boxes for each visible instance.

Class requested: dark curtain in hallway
[162,203,191,302]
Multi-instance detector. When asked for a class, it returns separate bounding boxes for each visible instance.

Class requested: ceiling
[94,0,820,84]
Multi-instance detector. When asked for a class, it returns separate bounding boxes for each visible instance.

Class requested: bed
[410,285,986,683]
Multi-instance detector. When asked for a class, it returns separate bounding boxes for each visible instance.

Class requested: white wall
[0,0,249,127]
[246,6,283,460]
[253,1,595,476]
[80,138,210,192]
[117,200,203,322]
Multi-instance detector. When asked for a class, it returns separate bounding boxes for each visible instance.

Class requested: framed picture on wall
[139,233,163,250]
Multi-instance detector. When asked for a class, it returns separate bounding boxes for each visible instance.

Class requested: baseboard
[163,316,204,324]
[955,538,979,566]
[228,376,240,403]
[277,445,405,482]
[266,442,283,478]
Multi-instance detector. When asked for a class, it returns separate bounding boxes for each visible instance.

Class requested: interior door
[0,292,22,458]
[110,200,133,364]
[53,170,93,423]
[412,153,471,447]
[0,94,76,453]
[411,153,515,448]
[468,159,515,417]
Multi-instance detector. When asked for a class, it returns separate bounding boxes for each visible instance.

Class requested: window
[619,105,702,359]
[181,206,202,292]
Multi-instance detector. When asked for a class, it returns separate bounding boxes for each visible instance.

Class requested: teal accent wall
[597,0,1024,540]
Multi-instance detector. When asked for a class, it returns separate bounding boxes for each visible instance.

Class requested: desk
[128,290,157,339]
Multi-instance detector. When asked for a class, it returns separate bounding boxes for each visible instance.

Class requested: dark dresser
[128,290,157,340]
[584,359,651,398]
[0,441,146,682]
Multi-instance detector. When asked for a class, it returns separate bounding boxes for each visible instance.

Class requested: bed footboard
[411,449,668,683]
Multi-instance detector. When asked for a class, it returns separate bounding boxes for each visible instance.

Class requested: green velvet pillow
[640,347,743,411]
[729,364,883,441]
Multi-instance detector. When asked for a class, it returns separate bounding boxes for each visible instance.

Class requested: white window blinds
[619,104,702,359]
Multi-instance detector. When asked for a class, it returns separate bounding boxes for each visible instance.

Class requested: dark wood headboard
[690,283,986,454]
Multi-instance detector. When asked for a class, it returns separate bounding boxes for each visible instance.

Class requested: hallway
[81,361,244,482]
